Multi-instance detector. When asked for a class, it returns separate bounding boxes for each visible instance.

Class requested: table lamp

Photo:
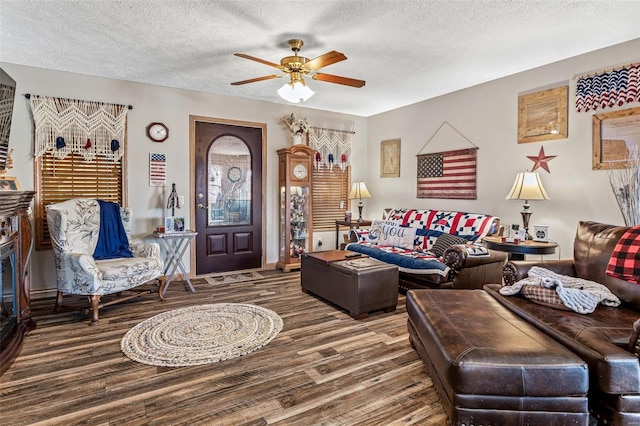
[505,172,550,239]
[348,181,372,223]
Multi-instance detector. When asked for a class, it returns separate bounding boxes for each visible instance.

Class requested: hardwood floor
[0,270,446,425]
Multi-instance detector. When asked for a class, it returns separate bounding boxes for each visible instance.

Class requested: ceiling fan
[231,39,366,103]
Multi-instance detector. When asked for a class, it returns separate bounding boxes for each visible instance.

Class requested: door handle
[197,203,209,210]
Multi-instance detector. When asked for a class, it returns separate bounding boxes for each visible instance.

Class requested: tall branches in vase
[608,146,640,226]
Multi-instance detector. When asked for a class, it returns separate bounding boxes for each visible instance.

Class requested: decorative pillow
[520,286,571,311]
[606,226,640,284]
[368,219,400,245]
[430,233,467,257]
[376,223,417,249]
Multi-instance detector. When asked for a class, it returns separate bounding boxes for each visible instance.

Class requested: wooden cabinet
[276,146,314,272]
[0,191,36,376]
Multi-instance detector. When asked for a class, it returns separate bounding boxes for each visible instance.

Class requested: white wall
[366,39,640,260]
[4,38,640,294]
[3,63,367,293]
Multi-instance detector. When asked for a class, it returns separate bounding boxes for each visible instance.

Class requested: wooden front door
[192,118,264,275]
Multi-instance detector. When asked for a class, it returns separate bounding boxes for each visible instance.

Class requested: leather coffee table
[301,250,398,319]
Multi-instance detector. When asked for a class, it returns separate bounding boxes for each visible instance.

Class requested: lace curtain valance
[576,63,640,112]
[29,95,128,161]
[309,127,353,171]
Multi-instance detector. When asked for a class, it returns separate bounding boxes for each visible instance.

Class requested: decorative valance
[575,63,640,112]
[309,127,354,171]
[29,95,128,161]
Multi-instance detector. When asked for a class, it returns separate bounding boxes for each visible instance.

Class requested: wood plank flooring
[0,270,446,425]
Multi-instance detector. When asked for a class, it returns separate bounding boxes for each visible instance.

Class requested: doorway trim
[189,115,267,277]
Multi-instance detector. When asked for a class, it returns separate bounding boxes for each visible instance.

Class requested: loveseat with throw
[345,208,508,291]
[47,198,166,325]
[482,221,640,424]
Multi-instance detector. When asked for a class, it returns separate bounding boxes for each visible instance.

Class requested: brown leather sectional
[407,290,590,424]
[409,221,640,425]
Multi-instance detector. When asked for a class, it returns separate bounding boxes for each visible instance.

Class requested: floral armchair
[46,198,166,325]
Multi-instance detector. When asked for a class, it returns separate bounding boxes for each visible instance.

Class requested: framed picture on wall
[0,176,19,191]
[380,138,401,178]
[592,106,640,170]
[518,86,568,144]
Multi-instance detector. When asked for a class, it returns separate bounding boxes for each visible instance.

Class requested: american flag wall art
[417,148,478,199]
[576,63,639,112]
[149,153,166,186]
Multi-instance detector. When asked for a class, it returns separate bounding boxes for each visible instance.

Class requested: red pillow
[606,227,640,284]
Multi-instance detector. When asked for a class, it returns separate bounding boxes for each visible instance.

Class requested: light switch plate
[178,195,185,206]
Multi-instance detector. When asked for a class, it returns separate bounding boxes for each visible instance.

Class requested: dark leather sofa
[483,221,640,425]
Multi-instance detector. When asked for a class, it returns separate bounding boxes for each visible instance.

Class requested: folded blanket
[500,266,620,314]
[94,200,134,260]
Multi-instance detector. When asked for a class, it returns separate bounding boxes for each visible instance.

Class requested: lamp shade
[277,81,314,103]
[505,172,550,201]
[348,182,372,200]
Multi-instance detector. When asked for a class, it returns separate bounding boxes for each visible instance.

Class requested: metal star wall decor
[527,146,556,173]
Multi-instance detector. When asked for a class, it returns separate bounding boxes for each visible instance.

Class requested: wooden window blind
[312,166,350,231]
[34,152,126,249]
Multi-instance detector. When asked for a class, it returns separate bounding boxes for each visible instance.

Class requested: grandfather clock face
[293,163,308,180]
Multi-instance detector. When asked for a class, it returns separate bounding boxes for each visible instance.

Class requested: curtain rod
[573,61,640,80]
[310,126,355,135]
[24,93,134,110]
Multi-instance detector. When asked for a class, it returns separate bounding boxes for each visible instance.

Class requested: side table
[154,230,198,297]
[482,236,558,261]
[335,219,372,249]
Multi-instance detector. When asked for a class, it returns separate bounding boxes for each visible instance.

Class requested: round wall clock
[146,122,169,142]
[293,163,308,179]
[227,166,242,182]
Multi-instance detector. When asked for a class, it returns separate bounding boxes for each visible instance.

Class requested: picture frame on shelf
[592,106,640,170]
[380,138,400,178]
[0,176,19,191]
[164,217,175,234]
[518,86,568,144]
[173,217,185,232]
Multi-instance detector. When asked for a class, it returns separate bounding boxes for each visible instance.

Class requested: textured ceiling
[1,1,639,117]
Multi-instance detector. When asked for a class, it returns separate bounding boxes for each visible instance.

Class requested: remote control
[345,252,361,258]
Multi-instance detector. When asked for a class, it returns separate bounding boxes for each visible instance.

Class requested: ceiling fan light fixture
[277,79,314,103]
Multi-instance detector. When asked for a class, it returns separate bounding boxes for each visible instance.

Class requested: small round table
[482,236,558,260]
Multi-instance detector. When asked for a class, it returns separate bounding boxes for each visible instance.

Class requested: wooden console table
[334,219,372,249]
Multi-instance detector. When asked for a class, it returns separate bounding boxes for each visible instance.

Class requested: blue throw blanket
[346,243,450,277]
[93,200,134,260]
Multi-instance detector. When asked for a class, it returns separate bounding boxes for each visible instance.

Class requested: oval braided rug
[120,303,283,367]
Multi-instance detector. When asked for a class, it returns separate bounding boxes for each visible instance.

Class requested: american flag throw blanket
[607,226,640,284]
[386,208,496,251]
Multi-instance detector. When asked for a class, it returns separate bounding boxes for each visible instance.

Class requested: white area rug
[121,303,282,367]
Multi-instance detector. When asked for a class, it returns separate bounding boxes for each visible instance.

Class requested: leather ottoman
[301,250,398,319]
[406,289,589,425]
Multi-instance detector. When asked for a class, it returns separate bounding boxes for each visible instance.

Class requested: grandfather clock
[276,145,314,272]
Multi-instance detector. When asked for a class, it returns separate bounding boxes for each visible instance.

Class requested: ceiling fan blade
[305,51,347,70]
[312,73,366,88]
[230,75,281,85]
[234,53,282,69]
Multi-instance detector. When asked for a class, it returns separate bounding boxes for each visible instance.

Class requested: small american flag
[149,153,166,186]
[417,148,477,199]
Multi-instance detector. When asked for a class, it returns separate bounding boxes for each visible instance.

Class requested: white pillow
[376,222,417,249]
[368,219,397,244]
